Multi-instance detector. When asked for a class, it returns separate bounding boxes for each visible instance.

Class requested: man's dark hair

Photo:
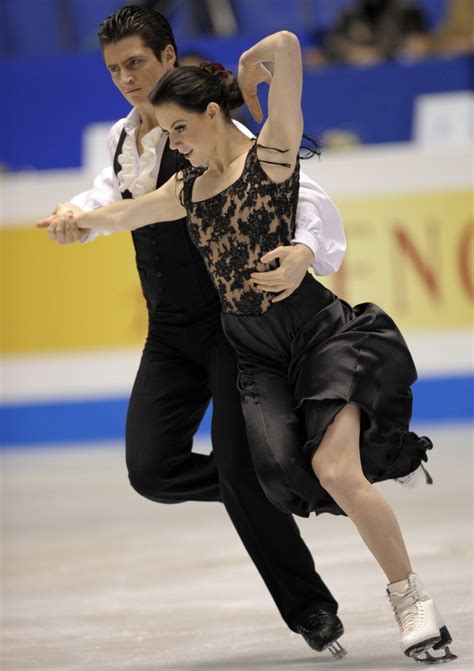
[98,4,178,63]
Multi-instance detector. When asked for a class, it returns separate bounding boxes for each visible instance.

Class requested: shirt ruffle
[116,122,163,198]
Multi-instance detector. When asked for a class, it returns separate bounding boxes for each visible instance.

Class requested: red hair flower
[213,62,229,78]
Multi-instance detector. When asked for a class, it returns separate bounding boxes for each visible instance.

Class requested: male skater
[45,5,347,657]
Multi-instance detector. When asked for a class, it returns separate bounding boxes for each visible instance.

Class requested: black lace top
[181,142,300,315]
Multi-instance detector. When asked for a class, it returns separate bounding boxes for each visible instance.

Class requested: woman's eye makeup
[161,126,186,135]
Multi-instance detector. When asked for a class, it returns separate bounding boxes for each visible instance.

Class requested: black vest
[113,128,218,313]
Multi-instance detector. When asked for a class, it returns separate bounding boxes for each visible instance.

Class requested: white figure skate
[387,573,457,665]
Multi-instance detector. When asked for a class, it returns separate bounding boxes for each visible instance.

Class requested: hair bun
[198,61,244,111]
[199,61,229,78]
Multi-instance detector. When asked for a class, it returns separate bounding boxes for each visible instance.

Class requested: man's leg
[126,336,221,503]
[204,334,340,633]
[126,323,344,654]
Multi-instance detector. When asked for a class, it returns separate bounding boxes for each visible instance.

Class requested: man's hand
[36,203,90,244]
[251,243,314,302]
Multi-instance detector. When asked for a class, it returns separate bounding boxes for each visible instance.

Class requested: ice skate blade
[327,641,347,659]
[409,626,458,664]
[411,647,458,665]
[406,636,443,658]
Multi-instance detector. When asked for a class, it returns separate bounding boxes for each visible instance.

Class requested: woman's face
[155,102,217,166]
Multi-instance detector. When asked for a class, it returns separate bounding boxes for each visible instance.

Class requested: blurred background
[1,0,472,445]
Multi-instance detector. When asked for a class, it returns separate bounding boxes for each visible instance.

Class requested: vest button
[151,238,157,245]
[155,271,162,278]
[153,255,160,261]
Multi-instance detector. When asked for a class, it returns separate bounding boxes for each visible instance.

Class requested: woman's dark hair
[300,134,321,159]
[149,62,244,121]
[150,62,321,158]
[98,5,178,63]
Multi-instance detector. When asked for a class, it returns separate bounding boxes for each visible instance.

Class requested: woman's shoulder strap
[180,165,205,207]
[255,142,292,168]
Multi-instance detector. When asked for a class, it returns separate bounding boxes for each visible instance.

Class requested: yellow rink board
[1,189,472,354]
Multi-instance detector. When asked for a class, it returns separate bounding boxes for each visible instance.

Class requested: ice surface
[1,423,473,670]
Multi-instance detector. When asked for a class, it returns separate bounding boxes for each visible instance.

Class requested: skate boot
[387,573,457,664]
[296,609,347,659]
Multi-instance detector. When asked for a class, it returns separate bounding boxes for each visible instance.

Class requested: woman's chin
[189,155,203,167]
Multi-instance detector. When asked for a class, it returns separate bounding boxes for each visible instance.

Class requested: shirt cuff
[291,230,319,263]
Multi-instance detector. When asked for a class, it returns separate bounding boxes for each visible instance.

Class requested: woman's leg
[309,404,458,661]
[310,404,412,583]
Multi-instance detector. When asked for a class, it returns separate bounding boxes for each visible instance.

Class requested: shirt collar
[123,107,166,146]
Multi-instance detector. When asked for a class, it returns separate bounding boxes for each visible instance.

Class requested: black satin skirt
[221,273,433,517]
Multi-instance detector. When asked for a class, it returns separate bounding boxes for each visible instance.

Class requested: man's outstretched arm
[47,120,126,244]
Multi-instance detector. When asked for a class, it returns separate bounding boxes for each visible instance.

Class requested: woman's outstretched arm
[238,31,303,169]
[37,174,186,234]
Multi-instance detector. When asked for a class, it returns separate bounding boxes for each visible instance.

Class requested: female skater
[38,31,456,665]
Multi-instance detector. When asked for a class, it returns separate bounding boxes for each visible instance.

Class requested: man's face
[103,36,174,106]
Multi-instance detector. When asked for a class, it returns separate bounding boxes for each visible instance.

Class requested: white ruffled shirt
[71,108,346,276]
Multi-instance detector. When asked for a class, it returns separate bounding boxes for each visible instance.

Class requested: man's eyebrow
[106,54,143,68]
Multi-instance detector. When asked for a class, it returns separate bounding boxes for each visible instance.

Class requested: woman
[38,32,456,665]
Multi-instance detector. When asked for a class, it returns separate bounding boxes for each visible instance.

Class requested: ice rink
[2,422,472,671]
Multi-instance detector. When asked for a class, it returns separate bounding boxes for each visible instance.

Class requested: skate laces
[389,583,425,633]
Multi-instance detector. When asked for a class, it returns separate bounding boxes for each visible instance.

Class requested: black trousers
[125,298,338,631]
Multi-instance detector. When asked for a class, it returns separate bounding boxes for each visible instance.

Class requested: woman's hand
[36,204,90,243]
[251,243,314,302]
[237,58,272,123]
[238,32,302,159]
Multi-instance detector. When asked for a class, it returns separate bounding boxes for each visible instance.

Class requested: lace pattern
[182,143,299,315]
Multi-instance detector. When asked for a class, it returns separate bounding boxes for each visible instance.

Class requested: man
[45,5,347,657]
